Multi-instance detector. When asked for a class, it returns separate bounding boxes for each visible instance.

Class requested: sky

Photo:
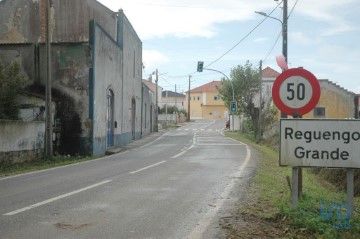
[98,0,360,94]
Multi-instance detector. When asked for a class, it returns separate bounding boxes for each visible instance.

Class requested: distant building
[186,81,228,120]
[259,67,357,119]
[159,91,186,111]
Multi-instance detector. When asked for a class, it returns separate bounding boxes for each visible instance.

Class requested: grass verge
[0,156,93,177]
[225,131,360,239]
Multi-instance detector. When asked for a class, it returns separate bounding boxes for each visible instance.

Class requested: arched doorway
[131,98,136,140]
[106,89,114,148]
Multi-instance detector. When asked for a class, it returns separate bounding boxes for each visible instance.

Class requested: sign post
[272,68,320,207]
[280,119,359,215]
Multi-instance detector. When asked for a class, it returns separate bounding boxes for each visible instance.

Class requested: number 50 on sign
[272,68,320,116]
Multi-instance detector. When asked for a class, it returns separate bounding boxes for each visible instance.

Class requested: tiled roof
[162,91,185,98]
[189,81,223,93]
[142,79,157,93]
[262,67,280,78]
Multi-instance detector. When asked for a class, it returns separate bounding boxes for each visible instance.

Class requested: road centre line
[129,161,166,174]
[3,180,112,216]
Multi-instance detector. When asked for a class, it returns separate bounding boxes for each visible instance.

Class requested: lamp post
[254,0,287,63]
[255,0,287,118]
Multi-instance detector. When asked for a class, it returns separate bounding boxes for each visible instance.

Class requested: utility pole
[283,0,288,64]
[175,84,177,124]
[187,75,191,121]
[258,60,262,139]
[155,69,159,132]
[45,0,53,159]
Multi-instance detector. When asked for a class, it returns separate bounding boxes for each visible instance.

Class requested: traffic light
[197,61,204,72]
[230,101,237,113]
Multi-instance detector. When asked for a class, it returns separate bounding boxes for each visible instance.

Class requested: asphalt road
[0,119,256,239]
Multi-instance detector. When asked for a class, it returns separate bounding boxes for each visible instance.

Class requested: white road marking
[171,145,195,159]
[129,161,166,174]
[3,180,112,216]
[189,143,252,239]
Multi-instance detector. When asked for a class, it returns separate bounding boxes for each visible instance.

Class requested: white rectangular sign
[280,119,360,168]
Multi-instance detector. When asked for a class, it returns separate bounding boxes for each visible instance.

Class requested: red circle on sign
[272,68,320,116]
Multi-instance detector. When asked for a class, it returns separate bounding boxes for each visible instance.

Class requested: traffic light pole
[203,68,235,131]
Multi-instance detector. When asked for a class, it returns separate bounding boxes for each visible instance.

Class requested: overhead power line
[205,0,283,68]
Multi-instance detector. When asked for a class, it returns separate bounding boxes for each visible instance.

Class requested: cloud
[291,0,357,36]
[98,0,278,39]
[142,50,169,69]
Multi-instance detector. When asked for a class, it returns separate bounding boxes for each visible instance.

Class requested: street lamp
[255,0,288,118]
[254,0,288,63]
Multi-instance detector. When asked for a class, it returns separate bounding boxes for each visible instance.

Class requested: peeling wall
[0,0,41,43]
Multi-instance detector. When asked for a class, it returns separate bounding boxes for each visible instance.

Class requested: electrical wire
[205,0,283,68]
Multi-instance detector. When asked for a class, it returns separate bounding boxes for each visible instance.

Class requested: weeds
[225,131,360,238]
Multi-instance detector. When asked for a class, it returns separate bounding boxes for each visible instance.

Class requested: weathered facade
[0,0,150,157]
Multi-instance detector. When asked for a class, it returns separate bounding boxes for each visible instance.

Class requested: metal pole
[155,69,158,132]
[187,75,191,121]
[259,60,262,139]
[45,0,53,159]
[283,0,288,63]
[202,68,234,130]
[175,84,177,124]
[347,169,355,217]
[291,167,299,207]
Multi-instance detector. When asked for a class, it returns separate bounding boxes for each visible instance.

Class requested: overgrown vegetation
[0,60,26,119]
[0,156,93,177]
[225,132,360,238]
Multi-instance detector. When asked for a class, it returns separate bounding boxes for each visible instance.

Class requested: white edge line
[3,180,112,216]
[129,161,166,174]
[188,143,251,239]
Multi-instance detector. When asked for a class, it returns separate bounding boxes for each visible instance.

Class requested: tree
[0,60,25,120]
[218,61,261,135]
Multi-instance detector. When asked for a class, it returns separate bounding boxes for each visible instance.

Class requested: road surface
[0,119,256,239]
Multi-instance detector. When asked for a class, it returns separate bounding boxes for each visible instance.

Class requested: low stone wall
[0,120,45,164]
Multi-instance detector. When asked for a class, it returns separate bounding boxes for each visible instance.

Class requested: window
[214,95,220,100]
[314,107,325,118]
[197,97,200,100]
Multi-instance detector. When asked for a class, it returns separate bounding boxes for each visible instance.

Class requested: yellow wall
[276,80,355,119]
[186,92,228,119]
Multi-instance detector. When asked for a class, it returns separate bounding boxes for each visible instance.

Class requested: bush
[0,60,25,119]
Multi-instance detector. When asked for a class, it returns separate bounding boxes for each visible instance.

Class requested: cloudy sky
[98,0,360,94]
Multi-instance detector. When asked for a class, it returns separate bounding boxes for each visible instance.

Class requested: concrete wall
[0,44,35,83]
[90,21,122,156]
[117,10,143,143]
[51,0,117,42]
[0,0,41,44]
[0,120,45,163]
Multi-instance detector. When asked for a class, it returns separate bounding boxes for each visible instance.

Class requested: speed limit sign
[272,68,320,116]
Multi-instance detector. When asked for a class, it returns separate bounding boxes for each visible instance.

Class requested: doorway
[106,89,114,148]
